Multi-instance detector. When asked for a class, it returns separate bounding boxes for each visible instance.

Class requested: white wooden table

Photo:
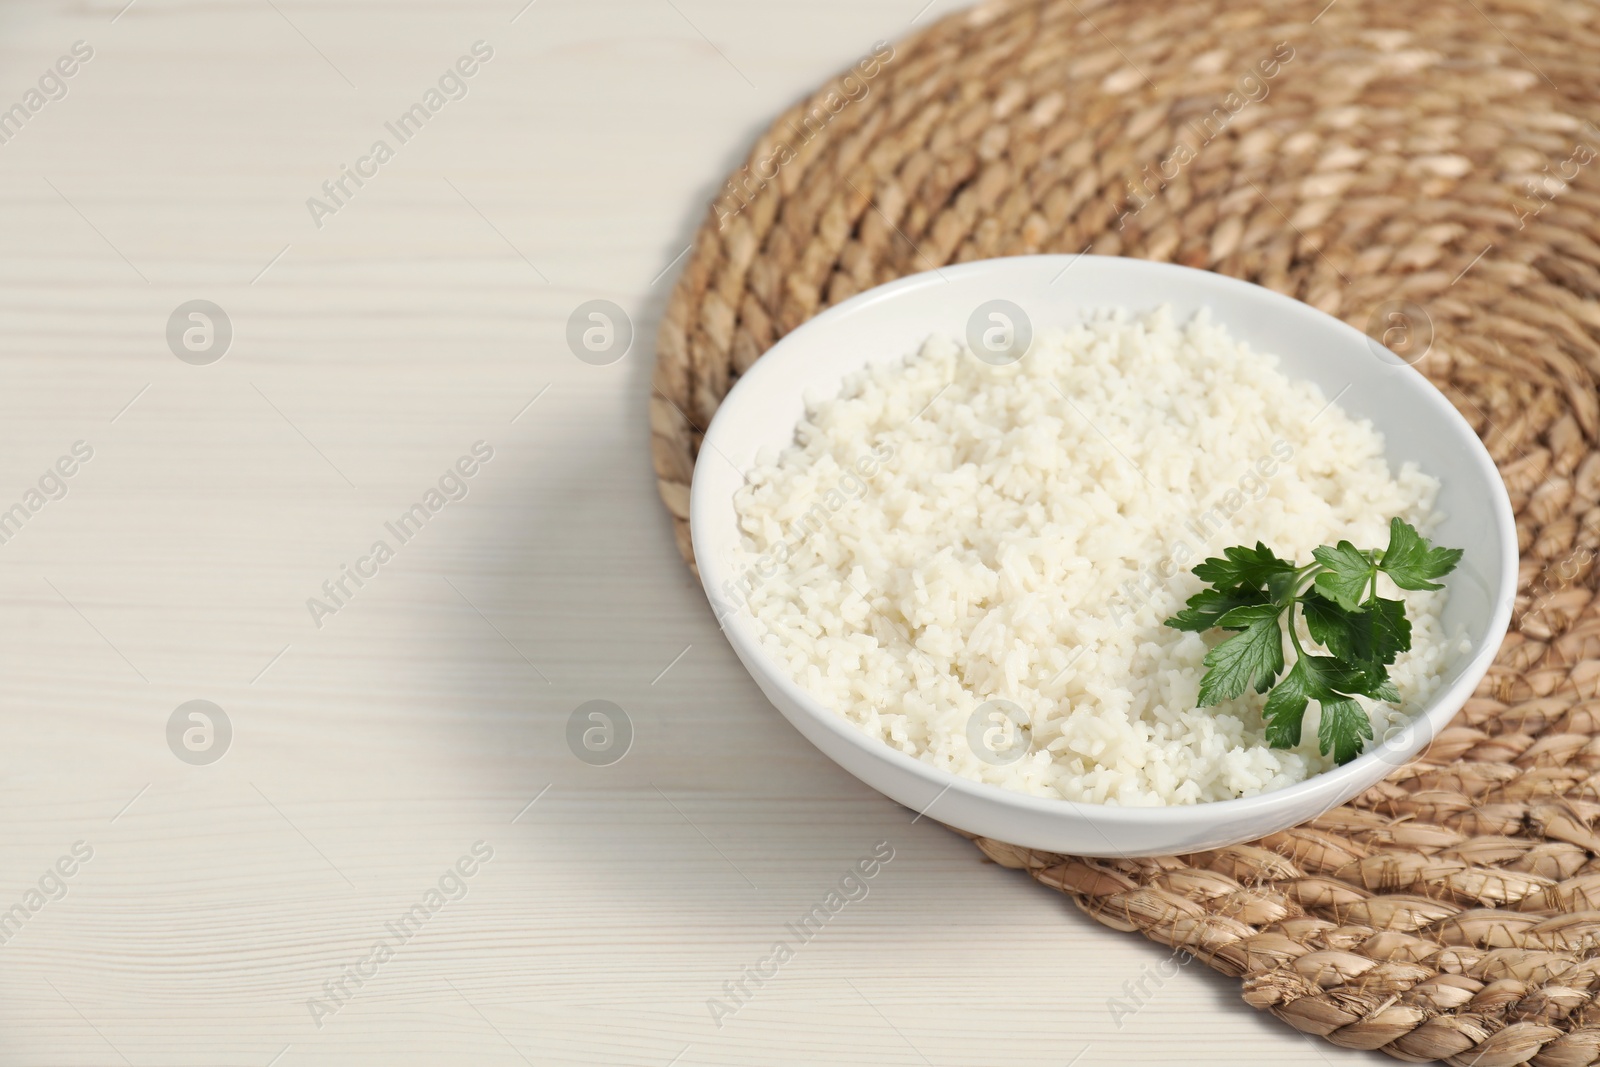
[0,1,1387,1063]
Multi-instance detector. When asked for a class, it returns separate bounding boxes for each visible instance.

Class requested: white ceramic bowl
[690,254,1516,856]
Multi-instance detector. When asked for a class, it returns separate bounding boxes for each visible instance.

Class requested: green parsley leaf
[1348,596,1410,669]
[1379,517,1464,591]
[1300,590,1353,654]
[1165,587,1271,632]
[1196,614,1285,705]
[1164,517,1459,765]
[1302,591,1409,672]
[1265,568,1301,604]
[1261,658,1311,748]
[1298,654,1361,693]
[1259,657,1395,753]
[1213,602,1284,630]
[1299,654,1391,703]
[1311,541,1377,611]
[1192,542,1296,591]
[1317,695,1374,764]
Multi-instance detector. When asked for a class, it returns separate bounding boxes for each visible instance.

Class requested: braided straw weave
[650,0,1600,1059]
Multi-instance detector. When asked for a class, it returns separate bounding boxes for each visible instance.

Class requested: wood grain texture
[0,0,1388,1063]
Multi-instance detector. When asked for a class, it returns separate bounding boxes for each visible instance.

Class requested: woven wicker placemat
[649,0,1600,1060]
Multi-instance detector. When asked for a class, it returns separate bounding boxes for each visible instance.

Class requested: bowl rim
[689,253,1518,829]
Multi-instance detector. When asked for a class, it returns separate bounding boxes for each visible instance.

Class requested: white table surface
[0,1,1387,1063]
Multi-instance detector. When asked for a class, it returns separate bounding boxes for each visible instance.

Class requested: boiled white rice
[728,307,1455,805]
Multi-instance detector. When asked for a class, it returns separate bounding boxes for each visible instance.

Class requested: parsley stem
[1285,604,1307,659]
[1290,563,1323,600]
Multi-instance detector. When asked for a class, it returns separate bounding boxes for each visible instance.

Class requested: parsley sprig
[1165,518,1462,765]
